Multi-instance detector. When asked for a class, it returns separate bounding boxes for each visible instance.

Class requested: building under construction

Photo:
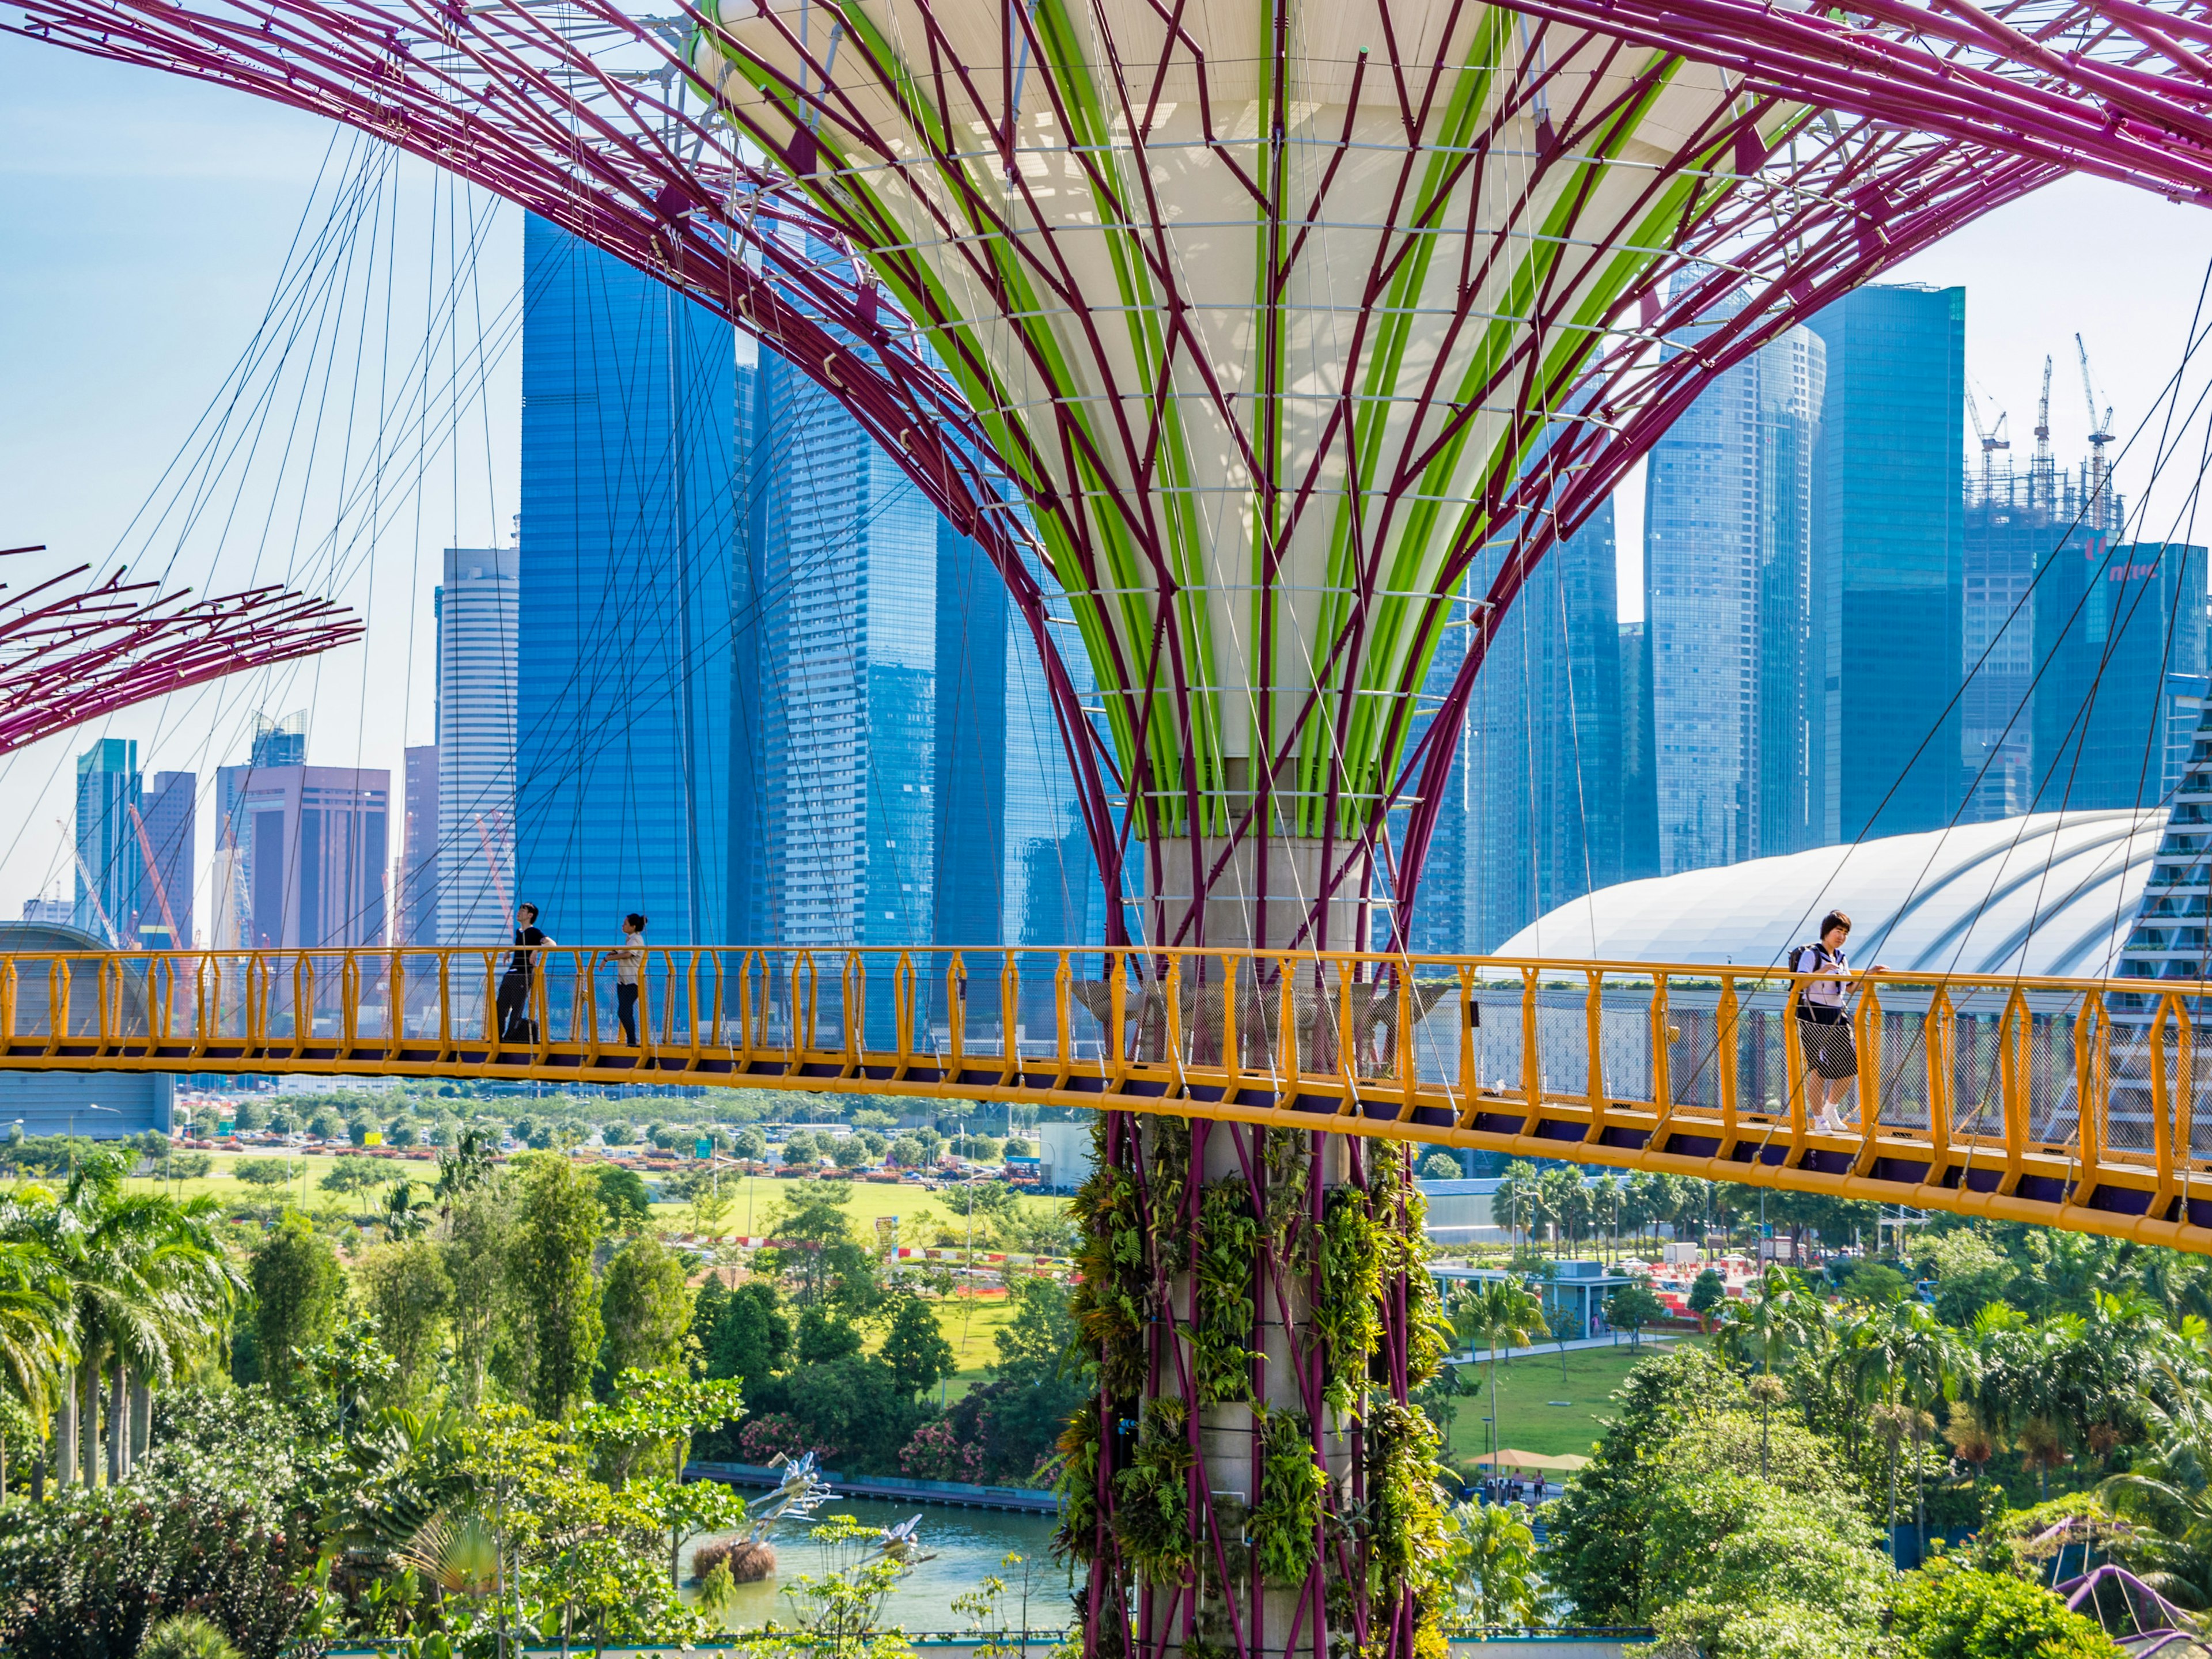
[1959,343,2179,821]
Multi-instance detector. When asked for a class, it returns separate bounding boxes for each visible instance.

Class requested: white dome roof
[1495,810,2165,979]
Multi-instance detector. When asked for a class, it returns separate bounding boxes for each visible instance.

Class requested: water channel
[685,1497,1071,1637]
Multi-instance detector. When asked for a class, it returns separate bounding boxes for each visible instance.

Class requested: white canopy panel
[1495,809,2165,979]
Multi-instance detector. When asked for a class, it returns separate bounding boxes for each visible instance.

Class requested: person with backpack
[1789,910,1884,1132]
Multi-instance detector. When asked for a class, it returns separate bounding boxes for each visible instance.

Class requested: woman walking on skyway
[612,912,647,1047]
[1790,910,1884,1134]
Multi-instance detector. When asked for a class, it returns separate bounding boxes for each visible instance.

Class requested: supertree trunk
[1063,1114,1451,1659]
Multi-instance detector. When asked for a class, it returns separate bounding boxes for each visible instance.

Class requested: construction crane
[1967,387,2011,503]
[2077,332,2115,528]
[2032,355,2055,510]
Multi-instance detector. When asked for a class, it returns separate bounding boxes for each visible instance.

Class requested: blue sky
[5,33,2212,930]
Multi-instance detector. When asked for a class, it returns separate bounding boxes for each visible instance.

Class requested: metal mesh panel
[1948,996,2008,1145]
[1599,989,1654,1105]
[1668,1004,1725,1118]
[2026,1007,2081,1149]
[1532,989,1591,1100]
[2106,1020,2161,1161]
[1874,1006,1933,1133]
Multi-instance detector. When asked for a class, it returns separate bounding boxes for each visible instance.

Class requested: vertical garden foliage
[1065,1118,1450,1659]
[1192,1180,1260,1405]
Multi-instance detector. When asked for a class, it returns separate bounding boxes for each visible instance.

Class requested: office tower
[2035,541,2209,811]
[514,214,736,948]
[1960,444,2122,821]
[211,760,393,955]
[1645,318,1824,875]
[1402,505,1622,955]
[437,546,517,944]
[930,525,1104,953]
[73,739,140,945]
[20,897,72,927]
[1618,620,1660,881]
[400,744,440,946]
[138,771,194,949]
[752,349,938,947]
[1807,285,1967,842]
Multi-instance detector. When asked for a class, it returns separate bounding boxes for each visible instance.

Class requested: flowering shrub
[897,1421,986,1484]
[736,1414,835,1466]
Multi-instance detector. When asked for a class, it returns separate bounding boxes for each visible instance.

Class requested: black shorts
[1797,1003,1857,1081]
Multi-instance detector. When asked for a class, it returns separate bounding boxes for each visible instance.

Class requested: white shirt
[1790,941,1849,1008]
[614,937,645,986]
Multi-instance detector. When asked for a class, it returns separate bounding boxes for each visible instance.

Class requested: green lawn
[1438,1338,1694,1463]
[101,1153,1067,1241]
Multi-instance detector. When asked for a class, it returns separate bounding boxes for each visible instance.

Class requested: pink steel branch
[13,0,2212,949]
[0,551,363,757]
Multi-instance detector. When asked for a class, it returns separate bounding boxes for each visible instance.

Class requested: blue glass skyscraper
[515,215,737,948]
[1402,503,1621,955]
[1644,312,1823,874]
[1806,285,1967,842]
[2035,539,2208,811]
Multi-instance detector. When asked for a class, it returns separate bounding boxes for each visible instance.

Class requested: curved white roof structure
[1495,810,2165,979]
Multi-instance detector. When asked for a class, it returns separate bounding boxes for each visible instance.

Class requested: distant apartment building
[73,739,140,945]
[139,771,194,949]
[1807,284,1968,842]
[437,546,517,945]
[400,744,440,947]
[20,897,72,927]
[216,715,390,949]
[1645,311,1824,875]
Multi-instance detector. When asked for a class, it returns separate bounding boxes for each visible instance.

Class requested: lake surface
[686,1496,1071,1637]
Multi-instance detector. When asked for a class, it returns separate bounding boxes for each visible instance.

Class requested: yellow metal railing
[7,944,2212,1249]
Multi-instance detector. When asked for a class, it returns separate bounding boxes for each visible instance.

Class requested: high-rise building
[73,739,140,945]
[401,744,440,947]
[215,732,391,949]
[751,350,938,948]
[20,897,72,927]
[2034,540,2209,812]
[1961,450,2123,821]
[138,771,194,949]
[1645,317,1824,874]
[437,546,517,944]
[1807,285,1967,842]
[1618,619,1660,882]
[514,214,736,949]
[1402,505,1622,954]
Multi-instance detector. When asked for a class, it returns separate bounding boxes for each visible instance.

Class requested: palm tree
[1885,1301,1967,1559]
[1493,1162,1540,1257]
[1453,1279,1550,1480]
[0,1152,241,1486]
[2099,1372,2212,1607]
[0,1240,73,1498]
[1717,1264,1820,1476]
[1448,1499,1541,1627]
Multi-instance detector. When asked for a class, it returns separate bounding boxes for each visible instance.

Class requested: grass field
[107,1152,1066,1238]
[1438,1338,1692,1464]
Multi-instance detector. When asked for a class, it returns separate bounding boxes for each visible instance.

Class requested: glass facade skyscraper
[1806,285,1967,843]
[1645,316,1824,874]
[516,215,737,948]
[2035,540,2209,811]
[520,217,1097,959]
[1402,503,1622,955]
[437,545,518,945]
[1961,459,2122,821]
